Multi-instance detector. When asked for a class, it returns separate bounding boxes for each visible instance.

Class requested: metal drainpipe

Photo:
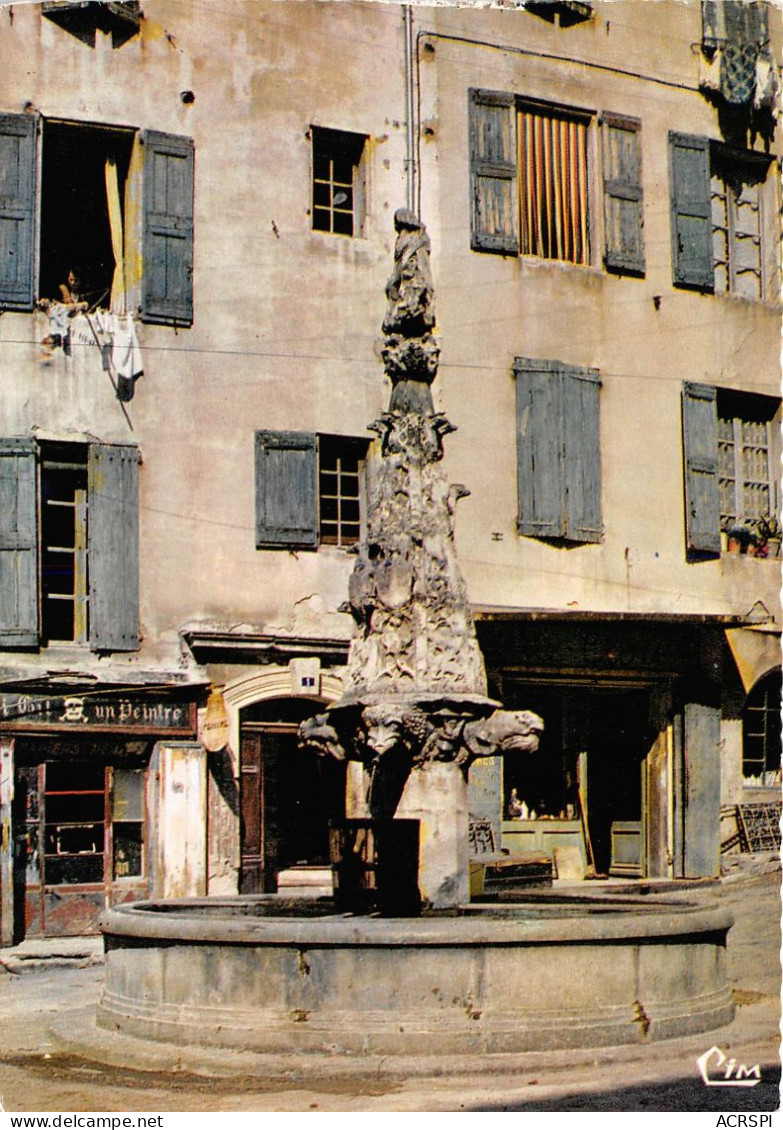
[403,4,416,214]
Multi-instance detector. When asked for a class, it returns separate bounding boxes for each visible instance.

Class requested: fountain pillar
[300,211,542,908]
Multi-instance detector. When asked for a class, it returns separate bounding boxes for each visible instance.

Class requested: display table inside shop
[502,819,587,875]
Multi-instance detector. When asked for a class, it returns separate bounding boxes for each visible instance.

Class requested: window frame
[0,437,140,651]
[742,672,782,788]
[469,90,645,275]
[681,382,781,558]
[669,131,776,298]
[255,430,369,551]
[310,126,368,239]
[0,112,194,325]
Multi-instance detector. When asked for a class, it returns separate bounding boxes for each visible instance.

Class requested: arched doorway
[238,698,345,893]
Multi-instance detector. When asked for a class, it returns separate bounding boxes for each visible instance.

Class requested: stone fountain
[98,213,735,1057]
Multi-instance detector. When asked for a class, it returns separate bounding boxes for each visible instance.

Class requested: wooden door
[239,731,264,893]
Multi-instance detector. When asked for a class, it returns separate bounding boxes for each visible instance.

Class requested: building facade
[0,0,780,939]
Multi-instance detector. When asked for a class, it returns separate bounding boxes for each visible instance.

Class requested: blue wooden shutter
[515,359,602,543]
[514,359,565,538]
[0,113,37,311]
[0,439,38,646]
[563,367,602,543]
[669,132,713,289]
[88,444,140,651]
[255,431,318,549]
[141,131,194,325]
[682,701,721,878]
[469,90,518,255]
[681,382,720,556]
[601,113,645,275]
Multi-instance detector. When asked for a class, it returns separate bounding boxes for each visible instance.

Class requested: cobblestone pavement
[0,865,779,1113]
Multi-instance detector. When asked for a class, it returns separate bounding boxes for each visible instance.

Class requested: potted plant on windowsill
[752,515,782,559]
[725,518,758,555]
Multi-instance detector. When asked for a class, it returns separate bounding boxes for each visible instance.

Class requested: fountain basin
[99,893,734,1054]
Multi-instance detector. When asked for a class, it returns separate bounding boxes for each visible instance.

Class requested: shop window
[742,672,782,787]
[514,357,602,543]
[0,438,140,650]
[0,113,194,325]
[468,91,645,274]
[255,431,367,550]
[43,762,105,886]
[112,767,144,878]
[311,127,367,238]
[681,383,780,557]
[669,133,774,297]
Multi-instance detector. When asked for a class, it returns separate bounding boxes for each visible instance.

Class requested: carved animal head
[466,709,544,758]
[298,714,346,761]
[361,704,408,760]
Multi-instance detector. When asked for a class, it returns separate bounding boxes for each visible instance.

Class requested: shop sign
[0,693,196,735]
[201,688,230,752]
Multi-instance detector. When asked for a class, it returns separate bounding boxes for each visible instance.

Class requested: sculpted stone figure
[383,209,435,336]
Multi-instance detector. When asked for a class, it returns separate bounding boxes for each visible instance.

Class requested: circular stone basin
[99,893,734,1055]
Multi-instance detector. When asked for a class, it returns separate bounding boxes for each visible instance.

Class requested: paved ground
[0,863,779,1113]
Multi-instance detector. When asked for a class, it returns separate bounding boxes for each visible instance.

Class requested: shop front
[0,690,198,942]
[476,613,738,882]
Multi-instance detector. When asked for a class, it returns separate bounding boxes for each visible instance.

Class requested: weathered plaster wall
[1,0,779,674]
[416,0,781,624]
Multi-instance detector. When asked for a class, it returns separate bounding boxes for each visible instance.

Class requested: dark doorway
[586,689,648,875]
[239,699,345,894]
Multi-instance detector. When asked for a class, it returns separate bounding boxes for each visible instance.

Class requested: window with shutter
[681,383,721,556]
[0,114,194,323]
[601,114,645,274]
[0,113,37,311]
[469,90,519,255]
[470,94,645,274]
[514,358,602,544]
[669,135,773,296]
[141,131,195,325]
[0,438,140,651]
[255,432,368,550]
[0,439,38,647]
[88,444,140,652]
[669,133,713,289]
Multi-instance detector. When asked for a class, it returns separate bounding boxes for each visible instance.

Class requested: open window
[0,438,140,651]
[669,133,775,298]
[39,122,133,311]
[0,113,194,324]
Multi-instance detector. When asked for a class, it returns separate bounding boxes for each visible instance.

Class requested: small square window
[311,127,367,238]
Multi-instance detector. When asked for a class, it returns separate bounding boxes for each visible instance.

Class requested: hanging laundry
[112,314,143,381]
[37,301,74,360]
[754,48,779,112]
